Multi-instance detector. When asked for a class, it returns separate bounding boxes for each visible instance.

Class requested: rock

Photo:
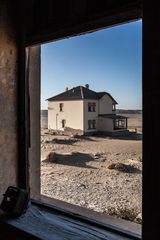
[108,163,117,169]
[71,134,80,138]
[94,152,102,157]
[108,163,131,172]
[78,183,86,188]
[135,213,142,224]
[46,152,58,162]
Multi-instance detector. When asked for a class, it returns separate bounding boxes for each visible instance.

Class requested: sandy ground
[41,114,142,223]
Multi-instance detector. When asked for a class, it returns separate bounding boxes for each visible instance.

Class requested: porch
[98,114,128,132]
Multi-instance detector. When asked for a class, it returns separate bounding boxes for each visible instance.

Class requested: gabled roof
[47,86,117,104]
[97,92,118,104]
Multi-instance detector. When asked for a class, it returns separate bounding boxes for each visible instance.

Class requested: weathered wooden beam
[25,0,142,46]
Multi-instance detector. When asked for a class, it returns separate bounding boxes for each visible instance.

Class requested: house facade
[47,86,128,135]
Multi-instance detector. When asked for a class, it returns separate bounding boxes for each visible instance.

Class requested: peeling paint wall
[0,1,18,201]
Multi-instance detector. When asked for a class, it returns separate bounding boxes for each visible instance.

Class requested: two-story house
[47,85,128,135]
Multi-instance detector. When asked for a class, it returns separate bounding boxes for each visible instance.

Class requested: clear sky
[41,20,142,110]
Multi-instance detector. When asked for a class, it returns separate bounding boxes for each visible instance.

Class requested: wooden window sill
[0,199,141,240]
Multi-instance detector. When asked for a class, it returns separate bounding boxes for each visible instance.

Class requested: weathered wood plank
[0,205,137,240]
[37,196,141,239]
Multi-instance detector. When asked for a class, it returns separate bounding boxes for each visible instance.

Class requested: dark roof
[47,86,117,104]
[99,114,128,119]
[97,92,118,104]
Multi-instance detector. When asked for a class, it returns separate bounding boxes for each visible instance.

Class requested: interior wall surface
[0,0,19,201]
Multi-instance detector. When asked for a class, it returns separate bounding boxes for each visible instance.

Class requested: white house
[47,85,128,135]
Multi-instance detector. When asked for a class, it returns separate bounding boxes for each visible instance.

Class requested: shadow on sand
[108,162,141,174]
[46,136,96,145]
[110,132,142,141]
[93,132,142,141]
[42,151,97,169]
[72,135,96,141]
[51,138,78,145]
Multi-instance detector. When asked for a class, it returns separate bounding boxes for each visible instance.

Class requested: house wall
[99,94,116,114]
[83,99,98,133]
[98,117,114,132]
[48,100,84,131]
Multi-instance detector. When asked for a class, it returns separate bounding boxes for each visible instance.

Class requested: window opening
[38,20,142,225]
[59,103,63,112]
[88,119,96,129]
[112,104,116,111]
[114,119,127,130]
[62,119,66,128]
[88,102,96,112]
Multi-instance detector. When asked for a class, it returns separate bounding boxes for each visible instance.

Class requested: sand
[40,114,142,223]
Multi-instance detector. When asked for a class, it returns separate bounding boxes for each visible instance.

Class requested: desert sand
[41,114,142,223]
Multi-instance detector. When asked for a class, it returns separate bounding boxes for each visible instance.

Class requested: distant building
[47,85,128,135]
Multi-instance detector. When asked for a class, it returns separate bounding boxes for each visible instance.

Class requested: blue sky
[41,20,142,110]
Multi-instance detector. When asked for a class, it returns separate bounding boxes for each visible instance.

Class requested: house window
[62,119,66,128]
[88,120,96,129]
[88,103,96,112]
[114,119,126,129]
[59,103,64,112]
[119,120,125,128]
[112,104,116,111]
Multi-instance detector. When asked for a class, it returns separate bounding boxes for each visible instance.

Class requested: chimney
[65,87,68,91]
[85,84,89,89]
